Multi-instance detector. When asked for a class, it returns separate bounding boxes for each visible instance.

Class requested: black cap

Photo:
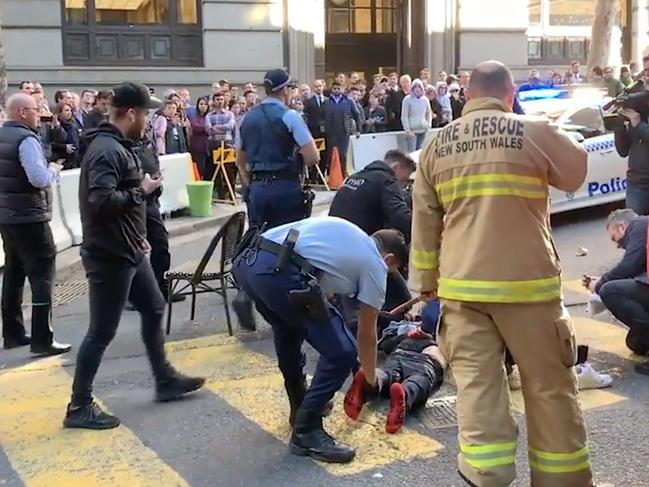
[263,69,296,92]
[111,82,160,109]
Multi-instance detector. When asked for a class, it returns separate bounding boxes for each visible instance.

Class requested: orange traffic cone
[327,147,344,190]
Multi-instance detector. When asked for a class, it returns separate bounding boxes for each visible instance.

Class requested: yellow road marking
[573,316,645,363]
[168,342,444,476]
[511,388,626,413]
[563,279,589,297]
[0,357,189,487]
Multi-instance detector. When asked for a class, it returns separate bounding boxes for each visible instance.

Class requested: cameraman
[614,102,649,215]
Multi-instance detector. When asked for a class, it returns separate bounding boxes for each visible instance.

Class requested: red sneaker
[386,383,407,434]
[344,369,367,420]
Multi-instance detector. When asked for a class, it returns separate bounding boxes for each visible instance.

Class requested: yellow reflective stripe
[439,276,561,303]
[461,441,517,455]
[460,441,517,470]
[412,249,438,270]
[435,173,546,204]
[529,447,591,474]
[466,456,516,469]
[529,460,591,474]
[529,446,589,461]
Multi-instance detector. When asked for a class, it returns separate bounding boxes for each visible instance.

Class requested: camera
[602,90,649,131]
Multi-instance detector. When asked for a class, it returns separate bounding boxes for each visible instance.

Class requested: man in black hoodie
[64,82,204,430]
[329,149,414,241]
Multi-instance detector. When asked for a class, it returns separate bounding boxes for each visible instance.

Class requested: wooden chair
[165,211,246,336]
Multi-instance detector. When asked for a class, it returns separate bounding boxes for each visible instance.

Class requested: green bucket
[186,181,214,217]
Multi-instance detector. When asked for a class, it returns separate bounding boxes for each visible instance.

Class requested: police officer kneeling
[233,216,407,463]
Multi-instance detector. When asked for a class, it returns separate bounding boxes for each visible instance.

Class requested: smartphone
[40,115,53,123]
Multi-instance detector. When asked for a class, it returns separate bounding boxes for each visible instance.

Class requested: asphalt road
[0,202,645,487]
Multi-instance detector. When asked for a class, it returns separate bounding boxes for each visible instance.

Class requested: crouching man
[232,216,408,463]
[584,209,649,374]
[344,323,446,433]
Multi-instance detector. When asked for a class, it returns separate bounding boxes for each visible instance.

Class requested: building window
[548,0,597,26]
[326,0,396,34]
[527,0,601,63]
[62,0,202,66]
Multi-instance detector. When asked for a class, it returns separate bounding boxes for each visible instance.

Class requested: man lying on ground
[343,324,446,433]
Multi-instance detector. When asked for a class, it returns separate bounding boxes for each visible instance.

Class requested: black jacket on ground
[614,121,649,185]
[595,216,649,293]
[329,160,412,240]
[79,122,147,266]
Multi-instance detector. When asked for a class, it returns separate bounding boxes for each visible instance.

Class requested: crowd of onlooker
[0,60,640,179]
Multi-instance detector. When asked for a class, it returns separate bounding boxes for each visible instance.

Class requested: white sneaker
[508,365,521,391]
[576,363,613,390]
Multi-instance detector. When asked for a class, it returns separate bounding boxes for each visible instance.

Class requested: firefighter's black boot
[289,408,355,464]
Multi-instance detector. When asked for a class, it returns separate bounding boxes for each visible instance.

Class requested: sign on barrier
[159,153,193,214]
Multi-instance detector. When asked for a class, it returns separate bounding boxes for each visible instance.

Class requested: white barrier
[57,168,83,245]
[50,185,74,251]
[347,129,441,173]
[159,152,193,214]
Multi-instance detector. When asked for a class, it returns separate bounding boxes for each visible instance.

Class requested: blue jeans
[247,179,305,229]
[625,182,649,215]
[406,132,427,153]
[233,249,357,411]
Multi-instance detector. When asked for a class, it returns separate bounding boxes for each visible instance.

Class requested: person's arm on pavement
[18,137,59,189]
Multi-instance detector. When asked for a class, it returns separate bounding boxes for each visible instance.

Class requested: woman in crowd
[365,93,387,133]
[401,78,432,152]
[290,98,306,122]
[435,82,453,127]
[448,83,465,121]
[189,96,210,179]
[549,71,563,87]
[51,102,81,169]
[425,85,443,128]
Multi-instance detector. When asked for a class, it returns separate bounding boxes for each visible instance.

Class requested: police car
[411,89,628,214]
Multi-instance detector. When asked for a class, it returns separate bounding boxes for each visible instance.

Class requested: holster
[302,187,315,218]
[289,278,329,323]
[233,222,267,260]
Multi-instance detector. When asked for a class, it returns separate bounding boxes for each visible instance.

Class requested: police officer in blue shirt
[236,68,320,228]
[232,216,408,463]
[233,68,320,331]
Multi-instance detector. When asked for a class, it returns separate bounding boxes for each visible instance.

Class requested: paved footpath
[0,203,647,487]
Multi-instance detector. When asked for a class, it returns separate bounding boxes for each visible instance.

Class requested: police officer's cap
[263,69,296,92]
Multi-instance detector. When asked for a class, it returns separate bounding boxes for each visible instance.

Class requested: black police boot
[233,291,257,331]
[289,408,356,464]
[155,372,206,402]
[285,376,334,426]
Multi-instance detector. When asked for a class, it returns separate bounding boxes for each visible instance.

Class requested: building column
[631,0,649,65]
[285,0,321,84]
[424,0,456,78]
[400,0,427,77]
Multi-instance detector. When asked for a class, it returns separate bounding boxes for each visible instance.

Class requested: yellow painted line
[511,388,626,413]
[168,342,444,476]
[0,357,189,487]
[573,316,646,363]
[563,279,589,297]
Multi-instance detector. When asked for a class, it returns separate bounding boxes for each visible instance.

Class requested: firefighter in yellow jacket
[412,61,593,487]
